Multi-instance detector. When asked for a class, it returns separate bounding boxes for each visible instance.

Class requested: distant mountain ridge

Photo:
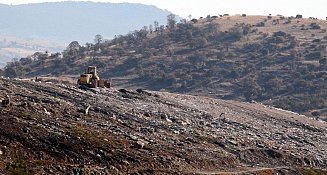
[0,35,66,68]
[0,1,175,42]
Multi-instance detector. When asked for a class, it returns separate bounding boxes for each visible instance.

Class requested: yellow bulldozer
[77,66,111,88]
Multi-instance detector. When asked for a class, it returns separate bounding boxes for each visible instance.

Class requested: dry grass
[195,15,327,39]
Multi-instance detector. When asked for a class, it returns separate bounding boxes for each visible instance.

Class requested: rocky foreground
[0,77,327,174]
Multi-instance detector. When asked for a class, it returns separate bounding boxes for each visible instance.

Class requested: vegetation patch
[303,168,327,175]
[6,156,34,175]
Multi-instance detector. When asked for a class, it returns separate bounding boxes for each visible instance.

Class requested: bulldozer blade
[98,80,111,88]
[104,80,111,88]
[98,80,105,88]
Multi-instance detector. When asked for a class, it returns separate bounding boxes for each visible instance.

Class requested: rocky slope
[0,77,327,174]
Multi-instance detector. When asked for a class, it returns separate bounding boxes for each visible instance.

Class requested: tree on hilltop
[94,34,103,44]
[67,41,81,51]
[154,21,159,32]
[167,14,176,30]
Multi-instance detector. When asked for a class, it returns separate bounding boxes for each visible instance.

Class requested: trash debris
[0,76,326,174]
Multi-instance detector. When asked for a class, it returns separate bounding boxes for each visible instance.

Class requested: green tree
[63,41,81,58]
[167,14,176,30]
[154,21,159,32]
[94,34,103,44]
[149,24,153,33]
[267,77,283,94]
[242,77,262,101]
[67,41,81,50]
[3,64,18,78]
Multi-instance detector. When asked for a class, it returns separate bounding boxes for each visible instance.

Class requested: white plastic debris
[44,108,51,115]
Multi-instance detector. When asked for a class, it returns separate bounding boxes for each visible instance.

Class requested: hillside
[0,77,327,174]
[0,2,174,43]
[0,36,65,68]
[2,15,327,119]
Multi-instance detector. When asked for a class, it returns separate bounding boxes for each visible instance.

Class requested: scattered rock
[256,143,265,148]
[228,140,238,146]
[118,89,128,94]
[1,95,10,107]
[136,89,152,96]
[166,118,172,123]
[135,140,147,149]
[0,77,326,174]
[109,166,119,174]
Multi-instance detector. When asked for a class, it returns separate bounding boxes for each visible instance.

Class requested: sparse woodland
[2,14,327,119]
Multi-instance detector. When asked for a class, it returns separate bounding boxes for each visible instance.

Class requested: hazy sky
[0,0,326,19]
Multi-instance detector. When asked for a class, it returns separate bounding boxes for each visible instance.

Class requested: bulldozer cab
[86,66,97,75]
[78,66,111,88]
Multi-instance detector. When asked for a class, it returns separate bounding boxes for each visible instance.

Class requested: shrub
[284,20,291,24]
[312,39,321,43]
[273,31,288,37]
[319,57,327,65]
[242,77,262,101]
[310,23,321,29]
[256,22,265,27]
[296,14,303,19]
[6,157,34,175]
[303,167,327,175]
[311,111,320,117]
[190,38,207,48]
